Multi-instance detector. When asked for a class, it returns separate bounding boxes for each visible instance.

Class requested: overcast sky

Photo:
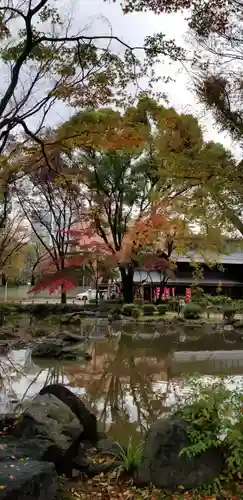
[45,0,240,159]
[5,0,240,158]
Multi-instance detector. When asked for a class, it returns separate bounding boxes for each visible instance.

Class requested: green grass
[104,437,143,480]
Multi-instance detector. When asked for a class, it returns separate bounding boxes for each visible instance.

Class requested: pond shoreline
[1,316,243,353]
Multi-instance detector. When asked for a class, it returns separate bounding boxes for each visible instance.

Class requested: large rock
[0,436,99,480]
[135,418,224,491]
[12,393,84,475]
[2,386,99,477]
[13,393,82,445]
[0,437,50,462]
[39,384,98,445]
[0,460,58,500]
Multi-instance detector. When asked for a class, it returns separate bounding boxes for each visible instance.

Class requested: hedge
[0,301,121,318]
[157,303,169,316]
[133,298,144,307]
[122,304,137,317]
[143,303,157,316]
[183,303,202,320]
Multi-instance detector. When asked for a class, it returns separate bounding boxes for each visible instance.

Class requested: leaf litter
[60,472,243,500]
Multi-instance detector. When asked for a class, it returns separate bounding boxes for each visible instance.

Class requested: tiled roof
[176,251,243,265]
[129,271,243,285]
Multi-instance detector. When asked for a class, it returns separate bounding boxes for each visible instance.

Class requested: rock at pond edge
[135,418,224,491]
[11,393,84,476]
[31,341,91,360]
[0,460,58,500]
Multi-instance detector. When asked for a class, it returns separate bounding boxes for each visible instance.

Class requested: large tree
[20,99,237,301]
[56,101,181,302]
[53,99,233,302]
[125,0,243,242]
[15,162,83,303]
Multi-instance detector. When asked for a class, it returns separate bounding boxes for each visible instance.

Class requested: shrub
[172,377,243,491]
[133,298,144,307]
[0,304,20,314]
[143,303,157,316]
[122,304,137,317]
[157,303,168,316]
[0,302,109,318]
[0,301,125,319]
[205,304,221,318]
[183,303,202,320]
[106,298,123,305]
[194,296,210,309]
[108,306,123,321]
[29,303,80,317]
[88,298,98,304]
[222,304,237,322]
[235,299,243,312]
[131,307,140,319]
[206,294,232,306]
[167,298,180,313]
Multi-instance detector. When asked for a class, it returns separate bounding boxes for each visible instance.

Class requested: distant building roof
[176,251,243,265]
[125,270,243,286]
[116,269,243,286]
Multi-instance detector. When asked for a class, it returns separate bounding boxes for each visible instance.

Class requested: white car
[76,289,97,301]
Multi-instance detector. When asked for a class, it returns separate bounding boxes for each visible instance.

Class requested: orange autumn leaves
[57,107,149,154]
[121,212,168,254]
[118,209,179,269]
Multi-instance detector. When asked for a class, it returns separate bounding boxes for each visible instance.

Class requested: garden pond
[1,320,243,445]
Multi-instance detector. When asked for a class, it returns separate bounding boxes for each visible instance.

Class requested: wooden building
[120,250,243,300]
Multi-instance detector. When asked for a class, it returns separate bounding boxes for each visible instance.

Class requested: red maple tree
[30,206,179,301]
[29,223,116,296]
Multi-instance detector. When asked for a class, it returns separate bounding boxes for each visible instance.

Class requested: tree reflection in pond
[0,352,28,410]
[2,322,243,444]
[0,350,66,411]
[65,333,174,442]
[0,332,177,444]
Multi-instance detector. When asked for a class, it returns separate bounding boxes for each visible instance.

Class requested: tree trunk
[95,287,99,306]
[120,266,134,303]
[1,273,7,287]
[61,283,67,304]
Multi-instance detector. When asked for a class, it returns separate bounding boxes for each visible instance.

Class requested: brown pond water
[1,322,243,444]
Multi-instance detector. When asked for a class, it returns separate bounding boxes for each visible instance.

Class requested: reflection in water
[0,349,67,413]
[2,327,243,443]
